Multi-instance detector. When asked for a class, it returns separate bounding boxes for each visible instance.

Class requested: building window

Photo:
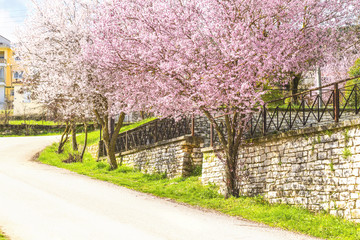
[0,67,4,83]
[10,89,14,96]
[23,92,31,103]
[14,71,24,79]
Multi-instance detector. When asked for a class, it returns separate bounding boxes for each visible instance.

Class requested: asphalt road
[0,136,319,240]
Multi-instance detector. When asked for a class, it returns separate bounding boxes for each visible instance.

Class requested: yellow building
[0,35,23,110]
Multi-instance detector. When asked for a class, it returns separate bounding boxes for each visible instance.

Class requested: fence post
[355,85,358,113]
[210,123,214,147]
[99,124,102,141]
[334,83,340,122]
[125,131,128,151]
[191,114,195,137]
[302,95,305,125]
[262,105,267,135]
[109,117,115,140]
[154,120,158,142]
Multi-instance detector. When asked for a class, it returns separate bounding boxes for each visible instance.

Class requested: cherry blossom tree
[17,0,95,157]
[17,0,143,167]
[91,0,360,196]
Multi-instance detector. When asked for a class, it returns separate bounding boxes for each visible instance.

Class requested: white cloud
[0,0,31,43]
[0,9,21,43]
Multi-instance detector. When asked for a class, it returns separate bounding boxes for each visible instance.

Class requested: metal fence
[248,77,360,138]
[100,77,360,153]
[208,77,360,146]
[100,117,194,156]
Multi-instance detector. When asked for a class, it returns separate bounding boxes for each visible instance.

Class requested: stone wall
[202,118,360,222]
[117,136,203,178]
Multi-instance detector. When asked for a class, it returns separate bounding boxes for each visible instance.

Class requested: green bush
[349,58,360,78]
[343,58,360,107]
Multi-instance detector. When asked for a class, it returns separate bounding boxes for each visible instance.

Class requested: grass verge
[0,230,8,240]
[2,118,156,138]
[8,120,61,126]
[119,117,157,132]
[38,145,360,240]
[0,132,63,137]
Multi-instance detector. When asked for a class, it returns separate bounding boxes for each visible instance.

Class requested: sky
[0,0,30,43]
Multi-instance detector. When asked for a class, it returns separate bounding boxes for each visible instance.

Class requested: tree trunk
[104,142,117,168]
[140,111,145,120]
[94,110,126,170]
[58,122,70,153]
[290,73,302,103]
[224,147,240,197]
[71,122,78,151]
[79,122,88,162]
[202,110,243,198]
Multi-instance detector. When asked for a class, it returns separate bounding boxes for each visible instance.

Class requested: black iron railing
[100,117,194,156]
[99,77,360,151]
[209,77,360,146]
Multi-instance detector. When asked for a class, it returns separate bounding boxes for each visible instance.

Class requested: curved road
[0,136,318,240]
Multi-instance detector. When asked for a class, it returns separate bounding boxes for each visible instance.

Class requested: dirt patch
[62,153,81,163]
[31,152,41,162]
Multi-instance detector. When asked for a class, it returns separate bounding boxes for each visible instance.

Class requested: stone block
[351,193,359,199]
[354,162,360,168]
[351,209,360,219]
[347,201,356,209]
[317,152,327,160]
[336,201,346,210]
[348,177,356,185]
[324,142,339,149]
[340,192,350,201]
[330,210,338,216]
[320,202,330,211]
[348,185,355,191]
[345,209,351,219]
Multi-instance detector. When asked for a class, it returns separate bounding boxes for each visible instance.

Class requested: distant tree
[349,59,360,78]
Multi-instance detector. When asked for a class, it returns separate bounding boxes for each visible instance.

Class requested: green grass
[8,120,99,126]
[38,143,360,240]
[342,147,353,159]
[0,132,63,137]
[0,120,65,137]
[8,120,61,125]
[119,117,157,132]
[77,129,101,146]
[1,117,156,138]
[0,230,8,240]
[5,118,156,127]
